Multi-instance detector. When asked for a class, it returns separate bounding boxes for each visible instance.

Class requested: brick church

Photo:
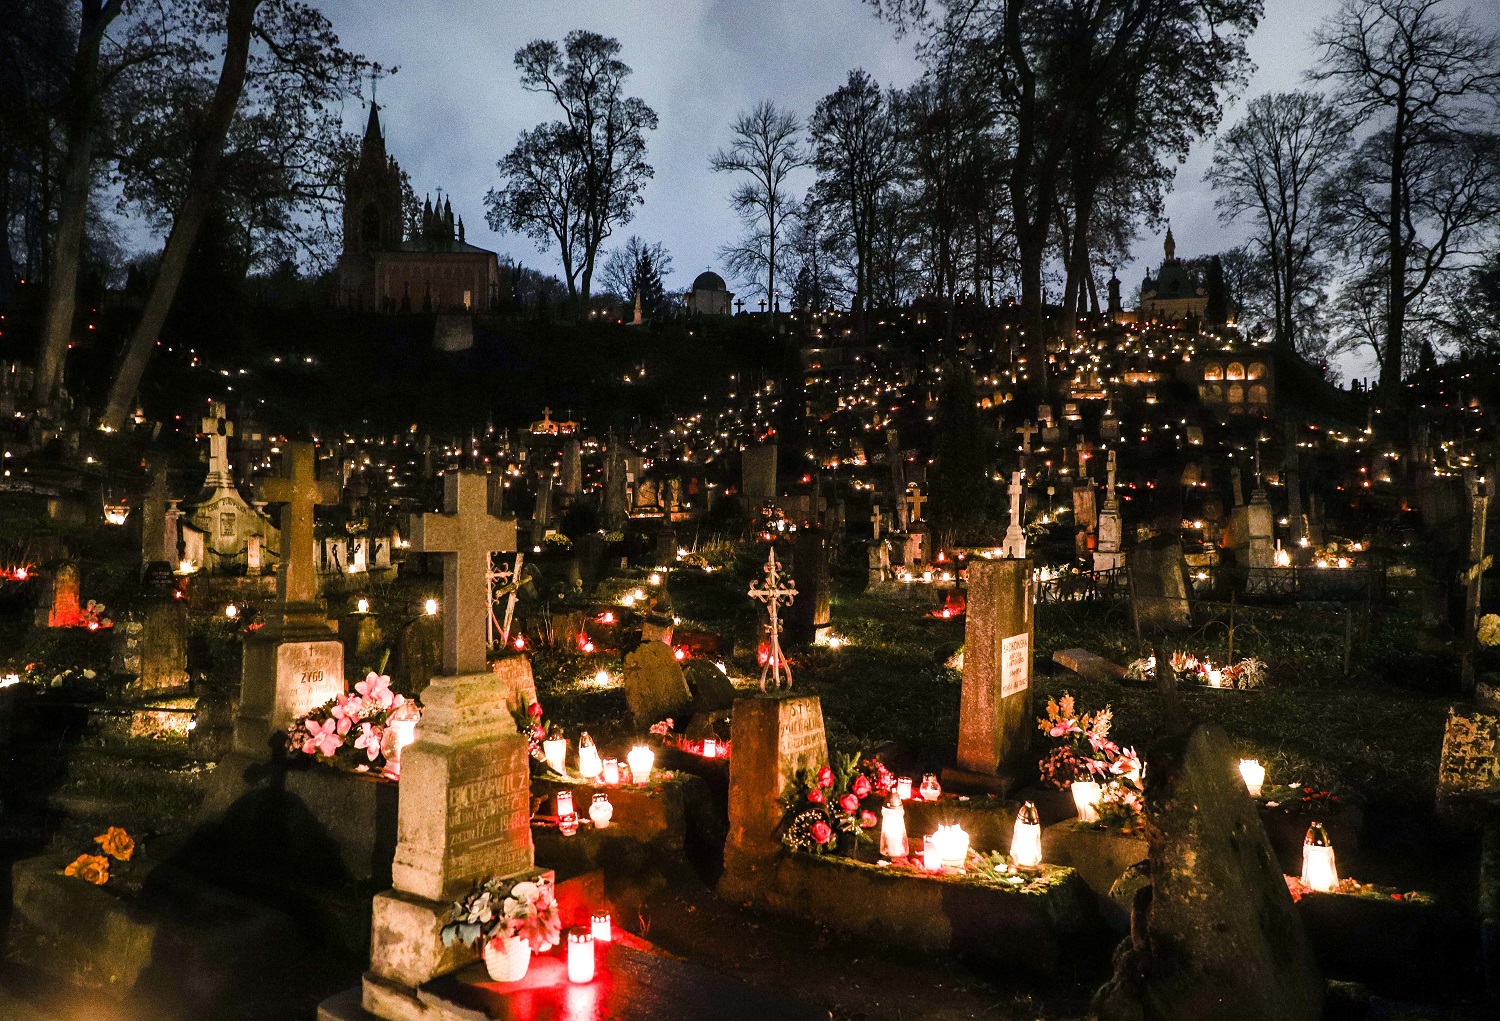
[334,103,502,313]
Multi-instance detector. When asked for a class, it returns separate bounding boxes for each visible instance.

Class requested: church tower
[341,103,404,257]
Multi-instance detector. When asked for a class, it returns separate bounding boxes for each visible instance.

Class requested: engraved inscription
[1001,633,1030,698]
[443,742,533,887]
[273,640,344,727]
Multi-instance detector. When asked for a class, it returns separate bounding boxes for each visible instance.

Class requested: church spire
[362,101,385,160]
[1164,223,1176,262]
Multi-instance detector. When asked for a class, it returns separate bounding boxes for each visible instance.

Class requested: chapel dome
[692,271,727,292]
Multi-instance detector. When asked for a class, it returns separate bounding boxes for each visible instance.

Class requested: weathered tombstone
[134,600,190,694]
[789,529,831,644]
[44,563,81,627]
[946,556,1034,793]
[867,540,887,586]
[722,695,828,868]
[559,437,582,501]
[1001,471,1027,559]
[742,443,778,507]
[1245,485,1276,570]
[1092,725,1323,1021]
[623,641,693,724]
[140,462,171,572]
[1129,534,1191,631]
[234,442,344,755]
[1095,450,1125,572]
[1073,480,1097,556]
[1437,706,1500,818]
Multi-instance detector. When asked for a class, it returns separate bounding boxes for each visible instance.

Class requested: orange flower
[63,853,110,885]
[95,826,134,862]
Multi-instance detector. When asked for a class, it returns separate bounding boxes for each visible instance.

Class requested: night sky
[317,0,1494,380]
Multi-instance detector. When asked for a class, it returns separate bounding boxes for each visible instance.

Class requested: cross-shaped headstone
[871,503,883,539]
[1075,438,1089,479]
[412,471,516,676]
[201,401,235,487]
[1104,449,1118,506]
[488,551,526,648]
[1016,420,1039,453]
[904,486,927,524]
[256,442,339,606]
[1002,471,1027,559]
[748,547,798,691]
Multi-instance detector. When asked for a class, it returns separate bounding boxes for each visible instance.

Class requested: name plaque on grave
[445,742,534,887]
[1001,633,1030,698]
[276,640,345,723]
[778,698,825,764]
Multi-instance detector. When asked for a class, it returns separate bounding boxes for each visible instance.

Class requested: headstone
[1092,725,1323,1021]
[1129,534,1191,631]
[743,443,778,507]
[949,557,1034,792]
[135,600,189,693]
[867,540,887,586]
[1073,481,1097,556]
[789,530,831,644]
[603,443,628,529]
[140,463,171,569]
[560,438,582,501]
[1245,486,1275,570]
[46,564,81,627]
[1095,450,1125,572]
[623,641,693,724]
[724,695,828,861]
[1001,471,1027,559]
[1437,706,1500,812]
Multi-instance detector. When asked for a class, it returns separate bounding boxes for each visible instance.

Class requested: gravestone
[1437,706,1500,818]
[1129,534,1191,631]
[1092,725,1322,1021]
[43,564,81,627]
[560,438,582,501]
[140,462,171,571]
[947,557,1034,793]
[1073,481,1097,556]
[1095,450,1125,572]
[789,530,831,643]
[134,599,190,694]
[624,641,693,724]
[742,443,778,507]
[235,442,344,755]
[723,694,828,863]
[1245,485,1276,570]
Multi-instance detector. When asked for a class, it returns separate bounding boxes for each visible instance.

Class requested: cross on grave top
[255,442,339,606]
[1016,420,1039,453]
[201,401,234,487]
[748,547,798,691]
[1075,439,1089,479]
[1104,449,1118,506]
[412,471,516,676]
[871,503,883,539]
[904,486,928,524]
[1002,471,1027,558]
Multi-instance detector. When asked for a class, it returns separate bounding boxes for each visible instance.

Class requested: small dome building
[686,270,733,316]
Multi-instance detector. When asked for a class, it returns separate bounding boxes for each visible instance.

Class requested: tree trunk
[1380,125,1407,396]
[101,0,259,431]
[32,0,121,405]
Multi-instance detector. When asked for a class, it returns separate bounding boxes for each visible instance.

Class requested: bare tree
[1311,0,1500,394]
[711,101,808,317]
[487,31,656,304]
[1208,92,1350,355]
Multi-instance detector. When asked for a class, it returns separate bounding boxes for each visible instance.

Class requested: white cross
[411,471,516,676]
[748,547,798,691]
[488,551,526,648]
[1016,420,1039,453]
[201,401,235,487]
[1002,471,1027,559]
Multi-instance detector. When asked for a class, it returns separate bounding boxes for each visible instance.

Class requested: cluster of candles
[543,733,656,787]
[551,790,614,835]
[877,786,1045,873]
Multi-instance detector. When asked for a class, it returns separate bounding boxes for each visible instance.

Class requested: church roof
[692,270,727,292]
[396,238,498,256]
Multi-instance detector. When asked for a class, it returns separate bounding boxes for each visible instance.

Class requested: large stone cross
[256,442,339,606]
[1002,471,1027,559]
[201,401,235,487]
[1104,449,1119,507]
[904,486,927,524]
[871,503,883,539]
[1016,420,1039,453]
[412,471,516,676]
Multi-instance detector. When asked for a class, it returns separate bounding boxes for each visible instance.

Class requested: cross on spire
[256,442,339,606]
[748,548,797,691]
[412,471,516,676]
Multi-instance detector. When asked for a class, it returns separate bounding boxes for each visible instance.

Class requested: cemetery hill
[3,1,1500,1019]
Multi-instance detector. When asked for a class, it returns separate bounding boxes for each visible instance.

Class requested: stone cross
[488,551,525,648]
[904,486,927,524]
[749,547,798,691]
[1015,420,1039,453]
[871,503,883,539]
[1105,449,1118,507]
[256,442,339,607]
[1075,439,1089,479]
[201,401,235,487]
[1002,471,1027,558]
[413,471,516,677]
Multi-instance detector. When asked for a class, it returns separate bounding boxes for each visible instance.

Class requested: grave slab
[1052,648,1127,683]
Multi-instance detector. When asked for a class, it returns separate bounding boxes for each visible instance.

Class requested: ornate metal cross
[748,547,797,691]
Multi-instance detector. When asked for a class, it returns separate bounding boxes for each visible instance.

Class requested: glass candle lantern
[879,791,908,858]
[589,793,613,830]
[933,824,969,868]
[380,704,421,777]
[591,913,612,942]
[627,745,654,786]
[1011,801,1043,868]
[567,929,595,983]
[1302,822,1338,892]
[702,737,717,759]
[918,774,942,802]
[356,597,370,614]
[601,758,620,786]
[543,732,568,775]
[1071,780,1103,824]
[895,776,913,801]
[555,790,574,818]
[577,733,602,780]
[1239,759,1265,798]
[921,834,942,872]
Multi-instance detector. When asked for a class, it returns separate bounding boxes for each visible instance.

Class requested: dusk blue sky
[320,0,1497,381]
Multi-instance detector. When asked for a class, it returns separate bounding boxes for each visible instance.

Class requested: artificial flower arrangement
[440,875,562,981]
[286,672,420,775]
[1037,694,1145,832]
[779,752,890,855]
[62,826,135,886]
[649,716,732,760]
[1284,874,1433,904]
[511,699,549,764]
[1480,614,1500,647]
[1124,651,1267,690]
[10,662,99,689]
